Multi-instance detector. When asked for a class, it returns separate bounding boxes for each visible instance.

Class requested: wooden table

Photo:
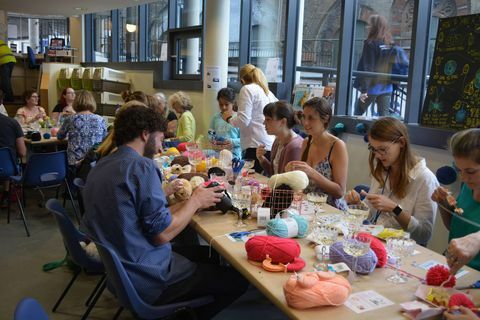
[191,205,480,320]
[24,136,67,153]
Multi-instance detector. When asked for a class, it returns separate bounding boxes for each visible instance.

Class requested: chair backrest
[27,46,36,66]
[22,151,68,187]
[14,297,48,320]
[94,241,148,314]
[0,147,19,179]
[45,199,103,272]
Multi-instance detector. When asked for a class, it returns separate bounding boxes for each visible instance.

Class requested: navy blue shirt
[0,114,23,159]
[83,145,195,303]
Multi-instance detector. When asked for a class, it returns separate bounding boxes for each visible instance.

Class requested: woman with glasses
[15,90,46,127]
[51,87,76,124]
[345,117,438,246]
[431,129,480,273]
[287,97,348,210]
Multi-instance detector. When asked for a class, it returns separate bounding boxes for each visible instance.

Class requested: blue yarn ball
[266,214,309,238]
[43,133,51,139]
[363,134,369,143]
[329,241,377,274]
[334,123,346,132]
[436,166,457,185]
[355,122,367,134]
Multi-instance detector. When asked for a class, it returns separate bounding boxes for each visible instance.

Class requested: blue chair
[14,297,48,320]
[27,46,41,69]
[45,199,105,320]
[94,240,214,320]
[354,184,370,201]
[0,147,28,233]
[11,151,80,236]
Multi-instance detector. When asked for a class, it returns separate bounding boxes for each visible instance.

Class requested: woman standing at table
[346,117,438,246]
[168,91,196,143]
[257,101,303,176]
[57,90,107,166]
[287,97,348,210]
[15,90,47,127]
[226,64,277,173]
[51,87,76,124]
[431,129,480,273]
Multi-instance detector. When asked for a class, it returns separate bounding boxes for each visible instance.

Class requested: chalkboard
[421,14,480,130]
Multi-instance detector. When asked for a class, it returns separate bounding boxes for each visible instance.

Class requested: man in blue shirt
[83,105,248,319]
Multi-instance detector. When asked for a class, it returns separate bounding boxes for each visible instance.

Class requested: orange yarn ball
[283,271,351,309]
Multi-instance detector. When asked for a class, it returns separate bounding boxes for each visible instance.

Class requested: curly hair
[114,105,167,146]
[121,90,148,105]
[168,91,193,111]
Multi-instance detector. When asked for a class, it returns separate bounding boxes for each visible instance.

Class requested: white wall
[343,133,459,254]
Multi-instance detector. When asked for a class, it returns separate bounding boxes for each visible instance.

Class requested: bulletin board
[420,13,480,130]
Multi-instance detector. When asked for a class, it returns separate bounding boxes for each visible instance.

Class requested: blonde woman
[226,64,277,173]
[168,91,196,142]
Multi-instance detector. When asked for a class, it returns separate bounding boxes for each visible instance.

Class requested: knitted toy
[164,147,180,156]
[283,271,351,309]
[219,149,233,168]
[189,176,205,189]
[170,164,192,175]
[448,293,475,309]
[173,179,192,201]
[171,155,190,166]
[245,235,305,272]
[425,265,456,288]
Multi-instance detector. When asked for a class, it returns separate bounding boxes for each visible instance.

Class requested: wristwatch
[392,204,403,216]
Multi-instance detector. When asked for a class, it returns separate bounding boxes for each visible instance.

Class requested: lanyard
[371,168,391,224]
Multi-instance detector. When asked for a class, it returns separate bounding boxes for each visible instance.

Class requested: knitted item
[448,293,475,309]
[283,271,351,309]
[425,265,456,288]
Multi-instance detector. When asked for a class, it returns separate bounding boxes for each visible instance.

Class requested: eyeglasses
[368,139,398,156]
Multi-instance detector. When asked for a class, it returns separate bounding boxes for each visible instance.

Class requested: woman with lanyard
[432,129,480,274]
[345,117,439,246]
[226,64,277,173]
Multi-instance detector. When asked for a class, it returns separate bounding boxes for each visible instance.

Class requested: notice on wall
[206,66,221,91]
[420,14,480,130]
[265,57,280,82]
[160,43,168,61]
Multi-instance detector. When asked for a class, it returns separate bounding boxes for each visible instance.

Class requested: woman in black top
[52,87,76,124]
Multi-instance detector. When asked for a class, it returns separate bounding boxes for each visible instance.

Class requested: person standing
[0,40,16,102]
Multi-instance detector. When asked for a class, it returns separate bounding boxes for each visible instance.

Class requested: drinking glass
[187,149,203,172]
[342,233,372,281]
[386,238,416,283]
[344,204,370,233]
[313,227,338,271]
[243,159,255,174]
[232,186,251,228]
[307,192,328,224]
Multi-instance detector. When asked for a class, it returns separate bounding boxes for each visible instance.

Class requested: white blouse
[230,83,276,151]
[366,158,439,246]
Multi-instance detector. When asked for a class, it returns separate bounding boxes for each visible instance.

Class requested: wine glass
[187,149,203,172]
[243,159,255,175]
[386,238,416,283]
[345,204,370,233]
[313,227,338,271]
[307,192,328,224]
[342,233,372,281]
[232,186,251,228]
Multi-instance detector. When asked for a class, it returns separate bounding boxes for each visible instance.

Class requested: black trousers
[155,245,249,319]
[243,148,271,174]
[0,62,15,102]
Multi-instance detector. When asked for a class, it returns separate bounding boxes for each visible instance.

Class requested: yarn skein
[357,232,387,267]
[283,271,351,309]
[266,214,309,238]
[329,241,377,274]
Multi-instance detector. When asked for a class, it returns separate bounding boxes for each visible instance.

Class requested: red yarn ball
[177,142,187,152]
[358,232,387,267]
[286,257,306,272]
[245,235,301,265]
[425,265,456,287]
[448,293,475,309]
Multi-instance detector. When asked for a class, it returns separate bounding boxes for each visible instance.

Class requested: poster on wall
[265,57,280,82]
[292,84,325,111]
[206,66,221,91]
[160,43,168,61]
[420,13,480,130]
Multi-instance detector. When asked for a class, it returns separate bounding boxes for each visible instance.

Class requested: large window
[228,0,241,81]
[93,11,112,62]
[147,1,169,61]
[249,0,287,83]
[119,6,139,62]
[173,34,202,76]
[175,0,203,28]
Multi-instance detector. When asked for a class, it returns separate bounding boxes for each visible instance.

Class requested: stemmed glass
[342,233,372,281]
[231,186,251,228]
[307,192,327,222]
[243,159,255,175]
[386,238,416,283]
[345,204,370,233]
[313,226,338,271]
[187,149,203,173]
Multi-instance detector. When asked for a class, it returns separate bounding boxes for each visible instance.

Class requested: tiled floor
[0,188,288,319]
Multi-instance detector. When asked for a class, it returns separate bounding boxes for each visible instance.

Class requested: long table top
[190,205,480,320]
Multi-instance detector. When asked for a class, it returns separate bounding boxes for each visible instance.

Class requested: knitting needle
[438,203,480,229]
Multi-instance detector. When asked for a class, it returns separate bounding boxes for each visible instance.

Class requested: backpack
[378,44,410,78]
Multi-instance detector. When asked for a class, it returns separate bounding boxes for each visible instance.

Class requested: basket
[261,187,306,218]
[208,140,233,152]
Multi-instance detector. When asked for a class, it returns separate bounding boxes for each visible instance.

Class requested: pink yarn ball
[50,127,59,137]
[283,271,351,309]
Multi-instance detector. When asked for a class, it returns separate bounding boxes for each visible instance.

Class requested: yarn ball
[50,127,59,137]
[219,149,233,167]
[164,147,180,156]
[42,132,51,139]
[436,166,457,185]
[448,293,475,309]
[329,241,378,274]
[245,235,303,269]
[173,179,192,201]
[266,214,309,238]
[31,131,42,141]
[189,176,205,189]
[283,271,351,309]
[357,233,387,267]
[177,142,187,152]
[355,122,367,134]
[363,134,369,143]
[425,265,456,287]
[268,171,309,191]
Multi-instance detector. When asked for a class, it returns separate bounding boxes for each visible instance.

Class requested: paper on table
[415,260,469,278]
[400,300,443,320]
[345,290,394,314]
